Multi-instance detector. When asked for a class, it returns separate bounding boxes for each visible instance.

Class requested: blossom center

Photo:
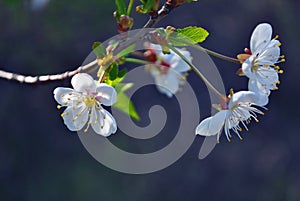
[83,96,97,108]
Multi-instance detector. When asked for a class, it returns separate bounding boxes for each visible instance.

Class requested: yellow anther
[275,35,279,39]
[273,87,279,90]
[281,58,285,62]
[262,112,265,116]
[255,119,259,123]
[239,128,243,132]
[84,129,88,133]
[240,137,244,141]
[229,88,234,97]
[57,105,62,109]
[65,112,69,116]
[281,55,285,58]
[277,80,281,85]
[72,119,76,122]
[61,94,65,97]
[279,70,284,74]
[277,43,282,47]
[61,113,65,117]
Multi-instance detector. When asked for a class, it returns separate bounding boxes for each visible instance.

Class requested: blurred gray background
[0,0,299,200]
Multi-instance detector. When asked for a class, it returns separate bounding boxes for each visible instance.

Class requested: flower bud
[117,15,134,32]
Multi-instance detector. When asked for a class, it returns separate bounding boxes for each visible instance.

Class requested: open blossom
[240,23,284,105]
[53,73,117,136]
[145,43,191,97]
[195,91,264,142]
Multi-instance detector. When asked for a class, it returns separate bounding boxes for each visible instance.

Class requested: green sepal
[109,63,118,81]
[116,44,136,57]
[92,42,106,58]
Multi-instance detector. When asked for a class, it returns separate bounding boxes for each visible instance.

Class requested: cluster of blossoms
[196,23,284,142]
[52,23,284,144]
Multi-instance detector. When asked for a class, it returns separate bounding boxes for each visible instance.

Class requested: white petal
[255,67,279,89]
[196,116,212,136]
[257,40,280,64]
[170,48,191,73]
[248,79,270,106]
[250,23,272,54]
[96,83,117,106]
[209,110,227,134]
[196,110,227,136]
[149,43,163,56]
[71,73,97,93]
[155,72,179,97]
[156,85,173,98]
[242,56,256,80]
[61,105,89,131]
[91,107,117,136]
[229,91,256,108]
[53,87,77,106]
[61,107,77,131]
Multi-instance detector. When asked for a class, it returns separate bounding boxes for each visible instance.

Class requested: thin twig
[0,1,175,84]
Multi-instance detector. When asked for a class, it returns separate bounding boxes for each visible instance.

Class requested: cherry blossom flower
[240,23,284,104]
[145,43,191,97]
[195,91,265,142]
[54,73,117,136]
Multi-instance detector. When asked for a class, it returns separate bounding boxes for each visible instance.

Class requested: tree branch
[0,1,176,84]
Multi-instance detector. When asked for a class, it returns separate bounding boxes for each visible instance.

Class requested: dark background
[0,0,299,200]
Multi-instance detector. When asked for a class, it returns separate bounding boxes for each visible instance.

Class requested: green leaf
[92,42,106,58]
[115,0,127,18]
[113,83,140,121]
[169,26,209,46]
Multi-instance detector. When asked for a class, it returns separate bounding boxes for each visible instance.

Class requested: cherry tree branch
[0,1,176,84]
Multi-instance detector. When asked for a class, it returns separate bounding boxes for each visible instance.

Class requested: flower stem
[191,44,241,64]
[127,0,134,15]
[167,45,225,98]
[124,57,151,65]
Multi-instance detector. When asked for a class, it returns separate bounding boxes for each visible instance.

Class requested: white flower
[241,23,284,105]
[53,73,117,137]
[146,43,191,98]
[195,91,264,142]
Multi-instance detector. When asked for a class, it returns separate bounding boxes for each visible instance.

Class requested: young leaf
[113,83,140,121]
[169,26,209,46]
